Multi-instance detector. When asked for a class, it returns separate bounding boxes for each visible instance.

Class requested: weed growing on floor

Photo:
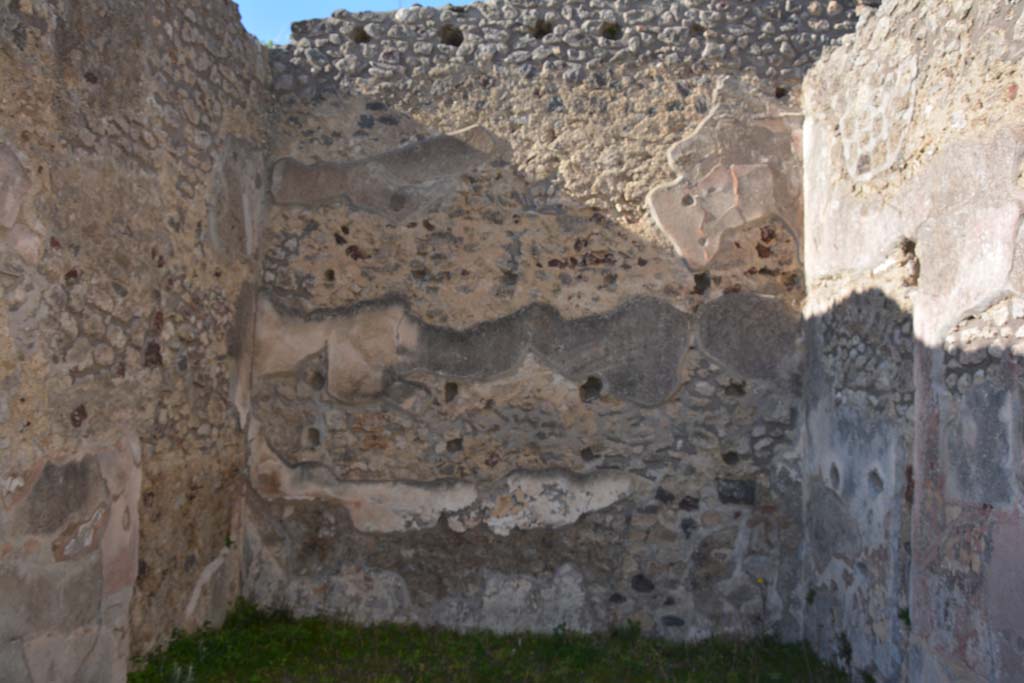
[131,601,846,683]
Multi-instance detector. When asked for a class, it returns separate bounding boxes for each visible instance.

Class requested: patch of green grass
[131,601,846,683]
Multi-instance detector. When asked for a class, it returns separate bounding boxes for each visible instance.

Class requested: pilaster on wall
[801,1,1024,680]
[0,0,270,678]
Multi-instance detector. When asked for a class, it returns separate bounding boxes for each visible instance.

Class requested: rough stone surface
[243,73,808,641]
[804,2,1024,680]
[6,0,1023,682]
[274,0,858,102]
[1,0,268,677]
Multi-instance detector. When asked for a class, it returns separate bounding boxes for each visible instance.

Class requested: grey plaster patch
[0,640,30,683]
[24,457,105,535]
[476,564,593,633]
[985,519,1024,636]
[0,143,28,229]
[285,566,412,623]
[942,379,1019,506]
[258,295,691,407]
[716,479,756,505]
[805,479,861,570]
[697,292,800,381]
[209,136,267,259]
[270,126,505,218]
[0,555,103,640]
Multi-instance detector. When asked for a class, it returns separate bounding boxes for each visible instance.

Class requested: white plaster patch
[484,470,637,536]
[251,436,478,533]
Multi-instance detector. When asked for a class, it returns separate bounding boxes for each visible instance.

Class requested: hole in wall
[868,470,884,495]
[631,574,655,593]
[830,463,841,490]
[901,238,920,286]
[439,24,464,47]
[678,496,699,511]
[775,86,789,99]
[444,382,459,403]
[306,427,321,448]
[579,376,603,403]
[681,194,695,206]
[309,370,326,391]
[724,381,746,397]
[446,437,464,453]
[722,451,740,466]
[693,272,711,295]
[599,21,623,41]
[389,192,407,212]
[349,26,372,43]
[690,22,706,36]
[324,269,336,284]
[529,18,554,39]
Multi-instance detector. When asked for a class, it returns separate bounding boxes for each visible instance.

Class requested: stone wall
[271,0,860,232]
[241,72,810,640]
[278,0,858,96]
[9,0,1024,681]
[230,0,861,648]
[0,0,269,678]
[802,1,1024,680]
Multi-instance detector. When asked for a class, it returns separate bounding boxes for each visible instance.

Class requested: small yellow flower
[756,577,765,584]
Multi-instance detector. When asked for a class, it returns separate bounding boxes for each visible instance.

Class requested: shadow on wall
[801,285,1024,683]
[802,287,914,682]
[237,85,811,644]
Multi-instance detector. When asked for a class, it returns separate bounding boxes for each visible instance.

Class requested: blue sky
[237,0,449,44]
